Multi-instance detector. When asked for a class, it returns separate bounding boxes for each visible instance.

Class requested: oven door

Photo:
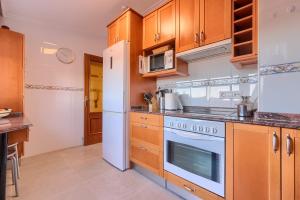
[164,127,224,197]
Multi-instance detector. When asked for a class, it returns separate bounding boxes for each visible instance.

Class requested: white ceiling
[1,0,165,38]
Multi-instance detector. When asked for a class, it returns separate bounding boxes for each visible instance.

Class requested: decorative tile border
[25,84,84,91]
[260,61,300,76]
[159,74,258,89]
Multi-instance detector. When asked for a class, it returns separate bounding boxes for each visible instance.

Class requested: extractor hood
[176,39,232,63]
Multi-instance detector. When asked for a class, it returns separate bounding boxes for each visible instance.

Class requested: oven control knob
[182,124,187,129]
[192,125,197,131]
[177,123,182,128]
[169,122,174,127]
[212,128,218,134]
[205,127,210,133]
[199,126,204,132]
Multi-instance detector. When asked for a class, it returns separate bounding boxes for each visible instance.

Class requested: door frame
[84,53,103,146]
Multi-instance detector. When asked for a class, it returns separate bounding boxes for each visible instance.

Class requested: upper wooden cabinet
[176,0,231,53]
[107,12,129,47]
[143,0,175,49]
[282,129,300,200]
[175,0,199,52]
[231,0,258,66]
[226,123,281,200]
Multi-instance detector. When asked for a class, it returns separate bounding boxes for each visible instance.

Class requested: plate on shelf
[0,109,12,118]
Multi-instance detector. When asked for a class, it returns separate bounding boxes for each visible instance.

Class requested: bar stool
[7,143,20,197]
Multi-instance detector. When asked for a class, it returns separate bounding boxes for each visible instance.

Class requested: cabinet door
[282,129,300,200]
[157,0,175,44]
[202,0,231,45]
[107,22,118,46]
[226,123,281,200]
[143,11,158,49]
[176,0,200,52]
[117,12,129,42]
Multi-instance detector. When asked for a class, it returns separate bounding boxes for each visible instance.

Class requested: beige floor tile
[6,144,181,200]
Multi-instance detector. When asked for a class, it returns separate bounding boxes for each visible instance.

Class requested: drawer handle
[183,185,194,193]
[139,125,148,129]
[140,117,148,120]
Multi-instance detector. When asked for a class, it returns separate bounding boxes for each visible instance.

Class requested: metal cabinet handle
[286,135,293,156]
[200,31,205,43]
[194,33,199,43]
[183,185,194,193]
[154,33,157,42]
[272,132,278,152]
[156,33,160,41]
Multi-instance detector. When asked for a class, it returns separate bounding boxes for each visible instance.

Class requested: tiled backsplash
[157,54,258,108]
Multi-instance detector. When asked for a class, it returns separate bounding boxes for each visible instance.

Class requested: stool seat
[7,143,20,197]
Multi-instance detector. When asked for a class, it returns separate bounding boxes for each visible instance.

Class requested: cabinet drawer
[130,141,162,176]
[164,171,224,200]
[130,122,162,148]
[130,112,163,126]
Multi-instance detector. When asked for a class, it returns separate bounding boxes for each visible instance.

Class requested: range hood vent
[176,39,232,63]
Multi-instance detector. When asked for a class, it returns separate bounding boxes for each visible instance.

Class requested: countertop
[0,114,32,134]
[131,109,300,130]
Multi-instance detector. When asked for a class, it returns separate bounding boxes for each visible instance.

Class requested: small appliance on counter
[156,88,170,111]
[165,91,183,111]
[237,96,256,117]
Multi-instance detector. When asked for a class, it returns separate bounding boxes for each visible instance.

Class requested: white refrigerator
[102,40,130,171]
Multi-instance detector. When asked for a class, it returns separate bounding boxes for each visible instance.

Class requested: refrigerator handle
[110,56,113,69]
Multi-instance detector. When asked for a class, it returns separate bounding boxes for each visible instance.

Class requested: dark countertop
[0,114,32,134]
[131,109,300,130]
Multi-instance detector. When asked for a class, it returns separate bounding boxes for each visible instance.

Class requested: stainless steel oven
[164,116,225,197]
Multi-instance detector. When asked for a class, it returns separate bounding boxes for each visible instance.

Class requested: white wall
[259,0,300,113]
[157,54,257,108]
[0,16,106,157]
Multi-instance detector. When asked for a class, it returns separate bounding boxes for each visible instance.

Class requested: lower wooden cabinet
[282,129,300,200]
[164,171,224,200]
[226,123,281,200]
[129,112,164,177]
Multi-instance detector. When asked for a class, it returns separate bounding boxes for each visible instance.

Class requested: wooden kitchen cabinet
[143,11,158,49]
[0,28,29,157]
[107,12,129,47]
[175,0,199,52]
[129,112,164,177]
[143,0,175,49]
[175,0,231,53]
[282,129,300,200]
[203,0,231,45]
[226,123,281,200]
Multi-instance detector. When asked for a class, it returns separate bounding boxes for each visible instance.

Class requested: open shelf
[232,0,257,65]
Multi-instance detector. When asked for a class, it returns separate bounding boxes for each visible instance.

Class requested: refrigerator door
[102,111,128,170]
[103,41,128,113]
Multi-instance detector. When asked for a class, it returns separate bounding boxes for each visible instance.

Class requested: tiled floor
[6,144,180,200]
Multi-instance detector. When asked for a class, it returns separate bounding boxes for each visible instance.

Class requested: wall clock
[56,48,76,64]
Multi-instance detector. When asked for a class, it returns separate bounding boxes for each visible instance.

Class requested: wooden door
[282,129,300,200]
[176,0,200,52]
[84,54,103,145]
[143,11,158,49]
[117,12,129,42]
[108,22,118,46]
[226,123,281,200]
[157,0,175,44]
[0,29,24,112]
[202,0,231,45]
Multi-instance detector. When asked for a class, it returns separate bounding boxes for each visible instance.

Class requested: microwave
[145,50,174,72]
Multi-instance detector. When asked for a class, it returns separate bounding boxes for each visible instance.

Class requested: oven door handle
[164,128,224,141]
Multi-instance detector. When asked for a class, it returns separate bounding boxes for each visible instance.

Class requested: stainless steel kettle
[237,96,255,117]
